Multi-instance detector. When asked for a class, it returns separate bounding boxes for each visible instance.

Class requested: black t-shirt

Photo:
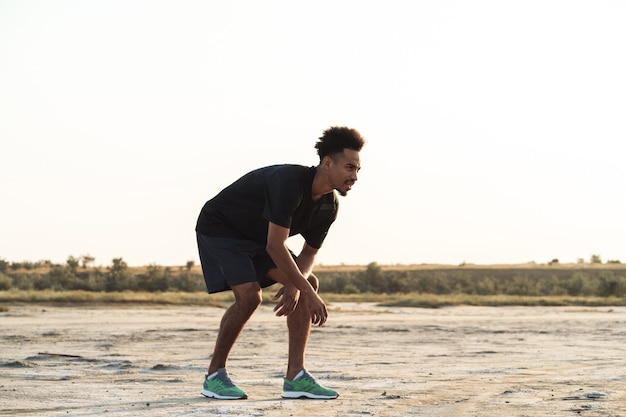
[195,165,338,249]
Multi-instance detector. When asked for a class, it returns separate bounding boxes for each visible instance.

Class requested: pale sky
[1,0,625,267]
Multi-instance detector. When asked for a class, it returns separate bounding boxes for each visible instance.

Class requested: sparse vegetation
[0,257,206,293]
[0,257,625,307]
[315,262,626,299]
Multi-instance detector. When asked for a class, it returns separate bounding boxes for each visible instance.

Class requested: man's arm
[266,222,328,325]
[295,241,318,279]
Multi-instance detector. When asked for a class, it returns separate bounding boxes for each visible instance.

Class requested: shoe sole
[282,391,338,399]
[201,389,247,400]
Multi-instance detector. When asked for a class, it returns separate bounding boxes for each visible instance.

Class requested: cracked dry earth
[1,303,625,416]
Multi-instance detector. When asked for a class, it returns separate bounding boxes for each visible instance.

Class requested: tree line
[0,257,205,292]
[1,257,626,297]
[317,262,626,297]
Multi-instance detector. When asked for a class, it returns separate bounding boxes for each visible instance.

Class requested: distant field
[2,262,626,309]
[1,290,625,309]
[314,262,626,271]
[6,261,626,275]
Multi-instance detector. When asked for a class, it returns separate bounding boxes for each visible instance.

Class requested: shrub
[0,272,11,290]
[590,254,602,264]
[565,272,586,296]
[137,264,169,292]
[597,271,626,297]
[0,258,8,273]
[106,258,133,292]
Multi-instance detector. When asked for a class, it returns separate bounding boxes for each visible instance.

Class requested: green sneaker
[201,368,247,400]
[282,370,338,399]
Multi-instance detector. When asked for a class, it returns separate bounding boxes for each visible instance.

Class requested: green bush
[597,271,626,297]
[0,258,9,273]
[137,264,170,292]
[0,272,11,290]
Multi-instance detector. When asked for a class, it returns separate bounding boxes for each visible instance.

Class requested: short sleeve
[301,197,338,248]
[262,167,304,228]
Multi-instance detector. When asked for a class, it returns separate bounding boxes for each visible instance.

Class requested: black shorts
[196,233,294,293]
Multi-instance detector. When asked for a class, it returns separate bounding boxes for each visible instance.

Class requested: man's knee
[232,283,263,311]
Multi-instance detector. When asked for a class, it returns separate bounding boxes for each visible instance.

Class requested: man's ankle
[286,368,305,380]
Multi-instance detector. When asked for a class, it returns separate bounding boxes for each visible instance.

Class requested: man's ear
[322,155,333,169]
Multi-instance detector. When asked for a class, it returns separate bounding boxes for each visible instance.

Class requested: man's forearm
[266,243,315,295]
[266,222,319,295]
[295,244,317,279]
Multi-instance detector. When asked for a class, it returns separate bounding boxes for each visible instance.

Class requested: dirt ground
[1,302,625,416]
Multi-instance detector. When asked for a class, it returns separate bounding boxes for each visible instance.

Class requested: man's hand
[265,223,328,325]
[272,286,328,326]
[272,285,300,317]
[302,290,328,326]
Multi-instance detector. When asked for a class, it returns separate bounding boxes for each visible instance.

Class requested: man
[195,126,365,400]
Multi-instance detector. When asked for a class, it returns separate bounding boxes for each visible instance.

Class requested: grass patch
[1,290,624,309]
[0,290,226,307]
[374,293,626,308]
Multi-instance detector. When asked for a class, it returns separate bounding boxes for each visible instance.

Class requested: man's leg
[285,275,318,379]
[208,281,262,374]
[279,274,338,399]
[197,235,266,399]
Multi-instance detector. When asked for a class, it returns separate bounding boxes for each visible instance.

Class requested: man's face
[329,148,361,196]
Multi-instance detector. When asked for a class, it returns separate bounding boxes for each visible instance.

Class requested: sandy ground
[1,302,625,416]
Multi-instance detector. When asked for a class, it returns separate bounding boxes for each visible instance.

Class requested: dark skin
[208,148,361,380]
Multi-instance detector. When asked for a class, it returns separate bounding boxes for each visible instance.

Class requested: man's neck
[311,165,332,202]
